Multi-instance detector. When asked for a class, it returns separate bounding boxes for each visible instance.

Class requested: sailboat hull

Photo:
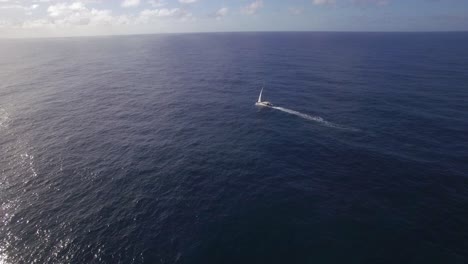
[255,101,273,107]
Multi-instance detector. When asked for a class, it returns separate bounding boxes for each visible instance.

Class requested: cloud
[16,2,131,28]
[137,8,192,23]
[47,2,86,17]
[0,19,12,28]
[179,0,197,4]
[140,8,181,18]
[311,0,389,7]
[148,0,166,8]
[0,1,195,31]
[0,1,41,18]
[312,0,336,5]
[288,7,303,15]
[242,0,263,15]
[350,0,390,6]
[0,3,40,10]
[22,18,55,28]
[121,0,140,8]
[215,7,228,20]
[0,5,24,10]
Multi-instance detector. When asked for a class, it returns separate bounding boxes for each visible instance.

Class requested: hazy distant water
[1,32,467,264]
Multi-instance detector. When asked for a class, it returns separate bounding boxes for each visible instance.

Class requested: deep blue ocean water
[0,32,467,263]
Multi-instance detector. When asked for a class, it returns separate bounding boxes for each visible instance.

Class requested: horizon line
[1,30,467,40]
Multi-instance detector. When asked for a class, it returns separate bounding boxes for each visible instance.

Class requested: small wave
[0,108,9,129]
[20,153,38,177]
[271,106,358,131]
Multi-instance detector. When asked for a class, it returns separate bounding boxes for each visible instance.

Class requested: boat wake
[254,87,357,131]
[0,108,9,130]
[271,106,358,131]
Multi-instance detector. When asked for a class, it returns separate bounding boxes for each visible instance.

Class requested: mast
[258,87,263,103]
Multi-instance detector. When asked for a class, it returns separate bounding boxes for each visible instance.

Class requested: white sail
[258,87,263,103]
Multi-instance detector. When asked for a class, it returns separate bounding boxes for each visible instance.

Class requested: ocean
[0,32,467,263]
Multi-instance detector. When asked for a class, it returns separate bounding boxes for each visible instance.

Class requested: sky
[0,0,467,38]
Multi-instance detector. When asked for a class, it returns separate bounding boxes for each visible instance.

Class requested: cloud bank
[0,0,466,38]
[242,0,263,15]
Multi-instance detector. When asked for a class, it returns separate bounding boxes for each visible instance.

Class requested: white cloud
[215,7,228,20]
[312,0,336,5]
[22,18,54,28]
[0,19,12,28]
[242,0,263,15]
[14,2,130,28]
[148,0,166,8]
[47,2,86,17]
[140,8,180,18]
[0,2,40,14]
[137,8,192,23]
[0,4,26,9]
[288,7,303,15]
[179,0,197,3]
[0,1,196,32]
[121,0,140,8]
[310,0,389,6]
[351,0,389,6]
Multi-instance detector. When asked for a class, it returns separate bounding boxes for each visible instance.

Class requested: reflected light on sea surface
[0,202,13,264]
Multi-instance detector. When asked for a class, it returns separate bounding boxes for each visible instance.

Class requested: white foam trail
[271,106,357,131]
[0,108,9,129]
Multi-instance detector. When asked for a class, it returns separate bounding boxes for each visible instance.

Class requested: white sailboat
[255,87,273,107]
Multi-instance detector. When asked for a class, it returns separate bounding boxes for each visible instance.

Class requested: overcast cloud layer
[0,0,467,38]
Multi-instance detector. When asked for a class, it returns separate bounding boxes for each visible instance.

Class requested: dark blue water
[1,32,467,263]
